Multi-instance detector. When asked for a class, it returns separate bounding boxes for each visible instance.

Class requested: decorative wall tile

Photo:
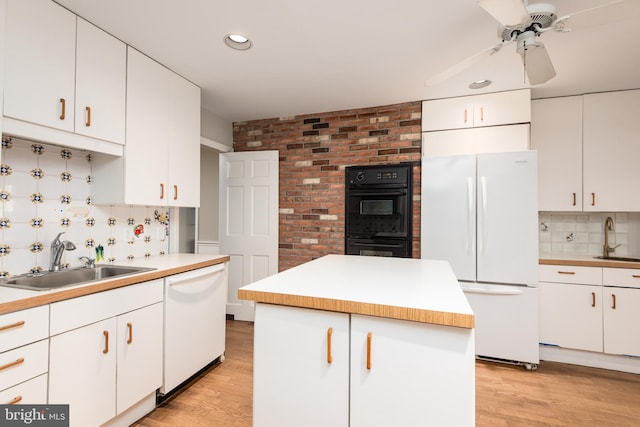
[0,138,170,276]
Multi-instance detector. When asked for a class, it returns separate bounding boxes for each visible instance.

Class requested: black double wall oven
[345,163,413,258]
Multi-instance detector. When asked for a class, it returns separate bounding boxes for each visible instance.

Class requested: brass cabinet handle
[160,183,165,200]
[0,357,25,372]
[612,294,617,310]
[591,292,596,307]
[558,271,576,275]
[366,332,372,370]
[327,328,333,364]
[173,185,178,200]
[127,322,133,345]
[0,320,25,332]
[572,193,576,206]
[7,396,22,405]
[464,109,468,124]
[632,275,640,279]
[85,106,91,127]
[591,193,596,206]
[103,330,109,354]
[59,98,66,120]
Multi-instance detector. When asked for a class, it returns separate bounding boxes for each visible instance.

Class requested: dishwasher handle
[167,263,226,287]
[462,286,525,296]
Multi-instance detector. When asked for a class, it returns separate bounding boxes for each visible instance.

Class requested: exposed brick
[331,133,348,140]
[312,123,329,129]
[400,119,421,127]
[369,129,389,137]
[339,126,358,133]
[303,130,320,136]
[304,118,321,124]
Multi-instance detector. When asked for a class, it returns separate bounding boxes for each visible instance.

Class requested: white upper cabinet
[422,123,529,157]
[583,90,640,212]
[75,18,126,144]
[3,0,126,150]
[531,96,583,211]
[422,89,531,131]
[4,0,76,132]
[92,47,201,207]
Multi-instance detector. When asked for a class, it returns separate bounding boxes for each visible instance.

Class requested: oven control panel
[347,164,410,186]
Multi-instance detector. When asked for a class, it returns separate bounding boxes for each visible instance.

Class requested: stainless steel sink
[594,256,640,263]
[0,265,156,291]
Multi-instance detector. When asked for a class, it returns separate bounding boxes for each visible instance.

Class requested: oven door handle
[350,242,405,248]
[348,190,407,197]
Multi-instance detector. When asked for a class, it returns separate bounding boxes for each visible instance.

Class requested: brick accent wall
[233,101,422,271]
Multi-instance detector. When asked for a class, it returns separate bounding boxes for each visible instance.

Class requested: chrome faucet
[50,232,76,272]
[603,216,621,258]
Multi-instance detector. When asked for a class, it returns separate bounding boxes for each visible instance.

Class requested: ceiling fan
[426,0,640,86]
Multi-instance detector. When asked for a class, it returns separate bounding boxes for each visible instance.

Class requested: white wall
[201,107,232,147]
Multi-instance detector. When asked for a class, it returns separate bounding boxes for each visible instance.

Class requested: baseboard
[540,344,640,374]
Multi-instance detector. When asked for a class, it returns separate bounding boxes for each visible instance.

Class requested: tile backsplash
[1,137,169,277]
[539,212,640,257]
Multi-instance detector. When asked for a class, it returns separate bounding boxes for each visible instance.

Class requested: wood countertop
[238,254,474,329]
[0,254,230,315]
[540,255,640,269]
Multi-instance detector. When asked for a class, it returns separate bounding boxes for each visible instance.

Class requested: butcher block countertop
[540,255,640,269]
[0,254,230,315]
[239,254,474,329]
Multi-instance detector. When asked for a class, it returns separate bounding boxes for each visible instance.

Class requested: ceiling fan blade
[425,42,506,86]
[521,42,556,85]
[554,0,640,32]
[477,0,530,26]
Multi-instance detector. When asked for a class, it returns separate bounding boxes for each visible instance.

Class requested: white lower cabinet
[48,280,163,427]
[253,303,474,427]
[0,373,48,405]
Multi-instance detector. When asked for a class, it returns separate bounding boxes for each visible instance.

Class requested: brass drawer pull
[557,271,576,275]
[103,330,109,354]
[0,357,25,372]
[173,185,178,200]
[0,320,25,332]
[85,106,91,127]
[366,332,372,370]
[160,183,165,200]
[591,192,596,206]
[327,328,333,364]
[572,193,576,206]
[612,294,617,310]
[632,275,640,279]
[7,395,22,405]
[591,292,596,308]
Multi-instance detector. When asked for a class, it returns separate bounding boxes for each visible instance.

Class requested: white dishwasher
[161,262,228,395]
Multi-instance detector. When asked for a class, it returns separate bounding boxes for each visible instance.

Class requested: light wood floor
[135,320,640,426]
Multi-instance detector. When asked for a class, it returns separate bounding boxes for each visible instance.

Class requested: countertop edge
[238,288,475,329]
[540,258,640,269]
[0,255,230,315]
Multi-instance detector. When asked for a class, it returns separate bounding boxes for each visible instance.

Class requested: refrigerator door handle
[467,177,475,256]
[479,176,488,255]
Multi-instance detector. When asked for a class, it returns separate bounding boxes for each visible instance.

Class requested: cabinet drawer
[539,265,602,285]
[603,268,640,289]
[0,373,48,405]
[50,279,163,335]
[0,340,48,391]
[0,305,50,353]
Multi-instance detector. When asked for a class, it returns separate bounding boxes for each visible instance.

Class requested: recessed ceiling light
[224,34,252,51]
[469,79,492,89]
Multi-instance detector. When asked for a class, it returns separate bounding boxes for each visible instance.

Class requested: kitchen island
[239,254,475,427]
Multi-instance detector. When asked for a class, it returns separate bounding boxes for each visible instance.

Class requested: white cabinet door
[583,90,640,211]
[49,317,117,427]
[116,302,163,414]
[350,314,475,427]
[603,287,640,357]
[4,0,76,132]
[167,71,201,207]
[75,18,126,144]
[253,304,350,427]
[422,89,530,131]
[538,282,603,352]
[124,47,170,206]
[531,96,583,211]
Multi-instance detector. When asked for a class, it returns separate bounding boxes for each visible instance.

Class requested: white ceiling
[54,0,640,123]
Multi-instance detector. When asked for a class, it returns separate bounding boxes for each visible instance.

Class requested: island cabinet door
[253,304,350,427]
[350,315,475,427]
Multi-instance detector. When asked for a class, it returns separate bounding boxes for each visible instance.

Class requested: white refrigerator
[421,151,539,367]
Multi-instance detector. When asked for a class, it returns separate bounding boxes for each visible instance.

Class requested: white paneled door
[219,151,279,321]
